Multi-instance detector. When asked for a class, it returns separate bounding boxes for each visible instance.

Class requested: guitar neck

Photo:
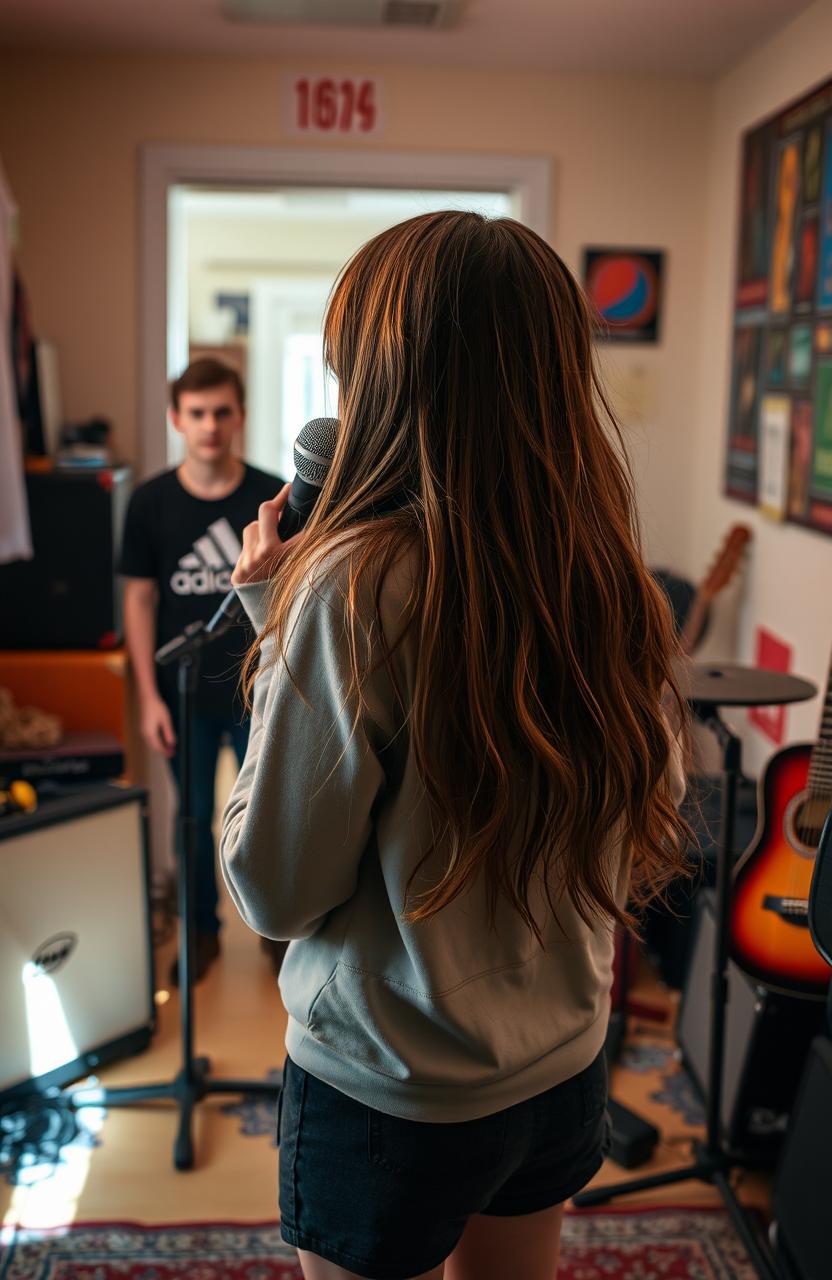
[808,650,832,795]
[679,593,709,656]
[678,524,751,656]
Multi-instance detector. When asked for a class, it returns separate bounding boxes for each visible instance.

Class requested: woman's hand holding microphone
[231,482,295,588]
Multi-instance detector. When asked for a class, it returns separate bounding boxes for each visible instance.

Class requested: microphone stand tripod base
[68,618,280,1171]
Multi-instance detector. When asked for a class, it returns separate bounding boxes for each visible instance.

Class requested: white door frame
[248,274,337,478]
[139,143,551,478]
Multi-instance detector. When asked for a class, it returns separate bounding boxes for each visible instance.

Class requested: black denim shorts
[277,1050,609,1279]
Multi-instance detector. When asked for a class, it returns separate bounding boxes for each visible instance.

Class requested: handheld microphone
[205,416,339,636]
[277,416,340,540]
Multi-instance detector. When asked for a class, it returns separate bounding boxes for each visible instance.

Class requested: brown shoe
[260,936,289,978]
[168,931,221,987]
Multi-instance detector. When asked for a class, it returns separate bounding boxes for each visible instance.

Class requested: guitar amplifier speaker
[0,465,131,649]
[772,1036,832,1280]
[0,785,155,1105]
[677,890,823,1159]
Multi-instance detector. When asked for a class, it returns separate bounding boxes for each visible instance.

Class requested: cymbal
[675,661,817,708]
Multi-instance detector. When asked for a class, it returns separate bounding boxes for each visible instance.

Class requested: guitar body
[732,743,832,998]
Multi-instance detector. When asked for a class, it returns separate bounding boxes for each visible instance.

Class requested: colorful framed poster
[725,323,763,500]
[788,399,814,520]
[759,394,791,519]
[811,358,832,501]
[764,328,788,385]
[582,249,664,343]
[788,324,812,385]
[727,75,832,536]
[769,136,802,316]
[737,122,773,309]
[794,213,819,308]
[804,124,824,203]
[818,121,832,310]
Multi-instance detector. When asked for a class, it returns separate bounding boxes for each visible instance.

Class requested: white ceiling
[0,0,816,78]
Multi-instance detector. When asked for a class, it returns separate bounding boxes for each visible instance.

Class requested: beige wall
[1,25,830,778]
[697,0,832,773]
[187,211,406,339]
[0,52,709,570]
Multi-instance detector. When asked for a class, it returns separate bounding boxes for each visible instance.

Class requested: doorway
[139,146,549,886]
[141,144,551,479]
[168,184,515,478]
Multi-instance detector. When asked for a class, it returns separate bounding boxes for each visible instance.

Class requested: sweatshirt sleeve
[219,574,388,941]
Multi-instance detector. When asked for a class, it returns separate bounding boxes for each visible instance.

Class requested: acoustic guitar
[679,524,752,655]
[731,648,832,998]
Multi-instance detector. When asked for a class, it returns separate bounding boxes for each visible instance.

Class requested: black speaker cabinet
[0,784,155,1105]
[677,890,824,1160]
[0,465,131,649]
[772,1036,832,1280]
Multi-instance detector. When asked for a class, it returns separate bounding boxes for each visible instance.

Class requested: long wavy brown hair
[244,210,690,938]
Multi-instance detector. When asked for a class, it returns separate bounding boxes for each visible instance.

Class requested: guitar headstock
[700,524,752,602]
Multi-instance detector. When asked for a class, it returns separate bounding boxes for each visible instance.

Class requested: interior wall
[187,211,396,339]
[697,0,832,774]
[0,52,709,569]
[2,25,830,776]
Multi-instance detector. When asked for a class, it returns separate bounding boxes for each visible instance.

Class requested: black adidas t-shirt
[119,465,283,717]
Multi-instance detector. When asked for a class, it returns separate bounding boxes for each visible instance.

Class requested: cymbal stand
[574,703,778,1280]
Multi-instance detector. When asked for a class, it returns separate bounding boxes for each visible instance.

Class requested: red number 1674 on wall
[285,76,381,136]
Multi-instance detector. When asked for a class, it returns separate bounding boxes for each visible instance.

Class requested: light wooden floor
[1,756,769,1231]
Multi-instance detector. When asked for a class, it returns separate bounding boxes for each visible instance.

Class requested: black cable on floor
[0,1092,85,1186]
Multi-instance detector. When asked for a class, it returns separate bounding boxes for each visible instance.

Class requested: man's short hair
[170,358,245,411]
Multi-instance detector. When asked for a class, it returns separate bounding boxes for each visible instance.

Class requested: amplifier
[0,732,125,786]
[0,785,155,1104]
[677,890,823,1159]
[0,465,131,649]
[772,1036,832,1280]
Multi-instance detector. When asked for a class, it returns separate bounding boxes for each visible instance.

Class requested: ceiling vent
[222,0,463,30]
[383,1,452,27]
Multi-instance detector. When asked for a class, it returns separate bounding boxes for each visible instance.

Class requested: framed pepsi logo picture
[583,248,664,343]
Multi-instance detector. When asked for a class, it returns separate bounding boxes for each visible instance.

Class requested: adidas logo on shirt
[171,518,242,596]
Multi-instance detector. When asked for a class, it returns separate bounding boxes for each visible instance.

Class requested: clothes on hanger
[0,157,32,564]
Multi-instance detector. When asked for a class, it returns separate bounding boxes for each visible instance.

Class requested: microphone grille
[293,417,339,487]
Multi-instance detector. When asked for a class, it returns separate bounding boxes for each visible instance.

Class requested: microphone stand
[69,613,279,1170]
[574,703,778,1280]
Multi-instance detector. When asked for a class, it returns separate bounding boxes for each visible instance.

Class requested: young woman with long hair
[220,210,688,1280]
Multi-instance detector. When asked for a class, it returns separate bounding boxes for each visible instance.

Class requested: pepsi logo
[587,255,658,330]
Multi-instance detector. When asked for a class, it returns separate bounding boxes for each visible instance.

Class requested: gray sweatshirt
[220,549,685,1122]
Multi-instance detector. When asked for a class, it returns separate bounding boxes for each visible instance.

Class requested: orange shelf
[0,649,129,740]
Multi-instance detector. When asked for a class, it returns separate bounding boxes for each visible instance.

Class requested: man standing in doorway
[121,358,288,984]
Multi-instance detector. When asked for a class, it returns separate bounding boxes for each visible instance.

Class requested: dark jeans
[168,707,249,935]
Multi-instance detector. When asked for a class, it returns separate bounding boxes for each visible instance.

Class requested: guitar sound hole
[786,791,827,855]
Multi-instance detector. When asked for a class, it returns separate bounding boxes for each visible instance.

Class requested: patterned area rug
[0,1208,760,1278]
[619,1040,706,1125]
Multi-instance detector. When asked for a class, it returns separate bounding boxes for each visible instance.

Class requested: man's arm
[124,577,176,757]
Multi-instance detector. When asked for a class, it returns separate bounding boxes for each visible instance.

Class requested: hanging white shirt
[0,157,32,564]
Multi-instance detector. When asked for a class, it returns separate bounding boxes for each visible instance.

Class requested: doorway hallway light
[169,184,514,478]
